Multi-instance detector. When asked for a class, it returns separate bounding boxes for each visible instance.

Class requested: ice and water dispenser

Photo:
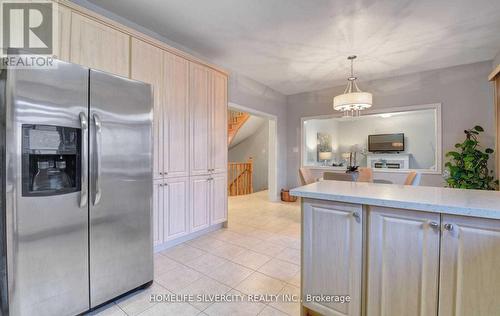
[22,125,81,196]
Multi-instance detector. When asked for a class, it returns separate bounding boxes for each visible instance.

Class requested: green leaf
[486,148,494,154]
[474,125,484,132]
[446,151,460,158]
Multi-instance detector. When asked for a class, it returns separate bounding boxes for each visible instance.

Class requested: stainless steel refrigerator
[0,59,153,315]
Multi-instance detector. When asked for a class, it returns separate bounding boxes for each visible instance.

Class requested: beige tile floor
[88,190,301,316]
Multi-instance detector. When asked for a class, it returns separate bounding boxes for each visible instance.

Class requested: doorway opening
[227,103,278,202]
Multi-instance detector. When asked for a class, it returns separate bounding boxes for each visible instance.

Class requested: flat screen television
[368,133,405,152]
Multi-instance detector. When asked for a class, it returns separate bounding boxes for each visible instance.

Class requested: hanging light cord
[344,56,361,94]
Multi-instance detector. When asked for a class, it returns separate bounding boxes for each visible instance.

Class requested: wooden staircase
[228,158,253,196]
[228,110,250,145]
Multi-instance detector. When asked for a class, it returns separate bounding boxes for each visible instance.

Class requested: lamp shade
[333,92,373,112]
[319,151,333,160]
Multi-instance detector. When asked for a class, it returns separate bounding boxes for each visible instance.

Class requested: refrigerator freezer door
[4,61,90,315]
[89,70,153,307]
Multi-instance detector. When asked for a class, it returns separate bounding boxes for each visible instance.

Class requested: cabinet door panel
[367,207,440,316]
[211,71,227,173]
[439,215,500,316]
[55,4,71,61]
[164,53,189,178]
[211,173,227,224]
[131,38,163,179]
[189,63,210,175]
[164,177,189,241]
[303,200,362,316]
[70,12,130,77]
[152,180,164,247]
[190,176,210,232]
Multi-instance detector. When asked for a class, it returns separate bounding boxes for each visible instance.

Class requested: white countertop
[290,181,500,220]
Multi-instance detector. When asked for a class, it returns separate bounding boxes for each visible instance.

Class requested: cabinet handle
[444,223,454,231]
[160,172,163,175]
[429,221,440,229]
[352,212,360,222]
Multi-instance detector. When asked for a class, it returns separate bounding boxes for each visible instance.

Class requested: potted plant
[444,125,498,190]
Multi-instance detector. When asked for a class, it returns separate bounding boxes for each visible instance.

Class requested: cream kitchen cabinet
[55,4,71,61]
[189,62,211,176]
[190,175,211,233]
[190,62,228,176]
[152,179,164,247]
[302,200,363,316]
[70,12,130,77]
[163,52,189,178]
[164,177,189,241]
[131,38,164,179]
[131,43,190,180]
[366,206,440,316]
[190,174,227,233]
[211,172,228,225]
[153,177,189,246]
[211,71,228,174]
[439,215,500,316]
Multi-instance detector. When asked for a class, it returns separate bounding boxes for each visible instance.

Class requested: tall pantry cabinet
[133,47,228,250]
[189,63,228,236]
[57,1,228,250]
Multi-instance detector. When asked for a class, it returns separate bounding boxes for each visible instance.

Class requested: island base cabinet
[302,199,362,316]
[366,207,440,316]
[439,215,500,316]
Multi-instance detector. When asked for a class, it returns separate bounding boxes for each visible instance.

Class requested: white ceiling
[87,0,500,95]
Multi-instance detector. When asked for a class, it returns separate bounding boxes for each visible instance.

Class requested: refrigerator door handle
[79,112,88,208]
[93,113,102,206]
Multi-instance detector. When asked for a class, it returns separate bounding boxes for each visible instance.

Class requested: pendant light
[333,55,372,117]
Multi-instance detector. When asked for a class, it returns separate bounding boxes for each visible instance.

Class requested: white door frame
[228,102,279,202]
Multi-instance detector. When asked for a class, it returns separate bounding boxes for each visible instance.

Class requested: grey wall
[287,61,495,188]
[494,51,500,69]
[229,120,269,192]
[70,0,289,197]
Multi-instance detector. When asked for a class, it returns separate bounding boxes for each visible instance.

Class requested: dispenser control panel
[22,125,81,196]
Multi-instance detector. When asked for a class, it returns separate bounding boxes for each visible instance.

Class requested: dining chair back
[357,167,373,183]
[299,167,316,185]
[404,171,421,186]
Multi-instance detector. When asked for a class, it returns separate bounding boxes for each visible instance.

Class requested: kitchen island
[290,180,500,316]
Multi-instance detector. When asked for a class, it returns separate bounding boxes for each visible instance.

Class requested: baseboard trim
[154,223,224,253]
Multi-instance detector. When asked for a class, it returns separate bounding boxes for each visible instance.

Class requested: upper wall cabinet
[211,71,228,174]
[70,12,130,77]
[164,52,189,178]
[55,4,71,61]
[131,38,164,179]
[190,62,211,176]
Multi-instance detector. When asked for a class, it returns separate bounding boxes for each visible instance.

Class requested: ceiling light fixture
[333,55,372,117]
